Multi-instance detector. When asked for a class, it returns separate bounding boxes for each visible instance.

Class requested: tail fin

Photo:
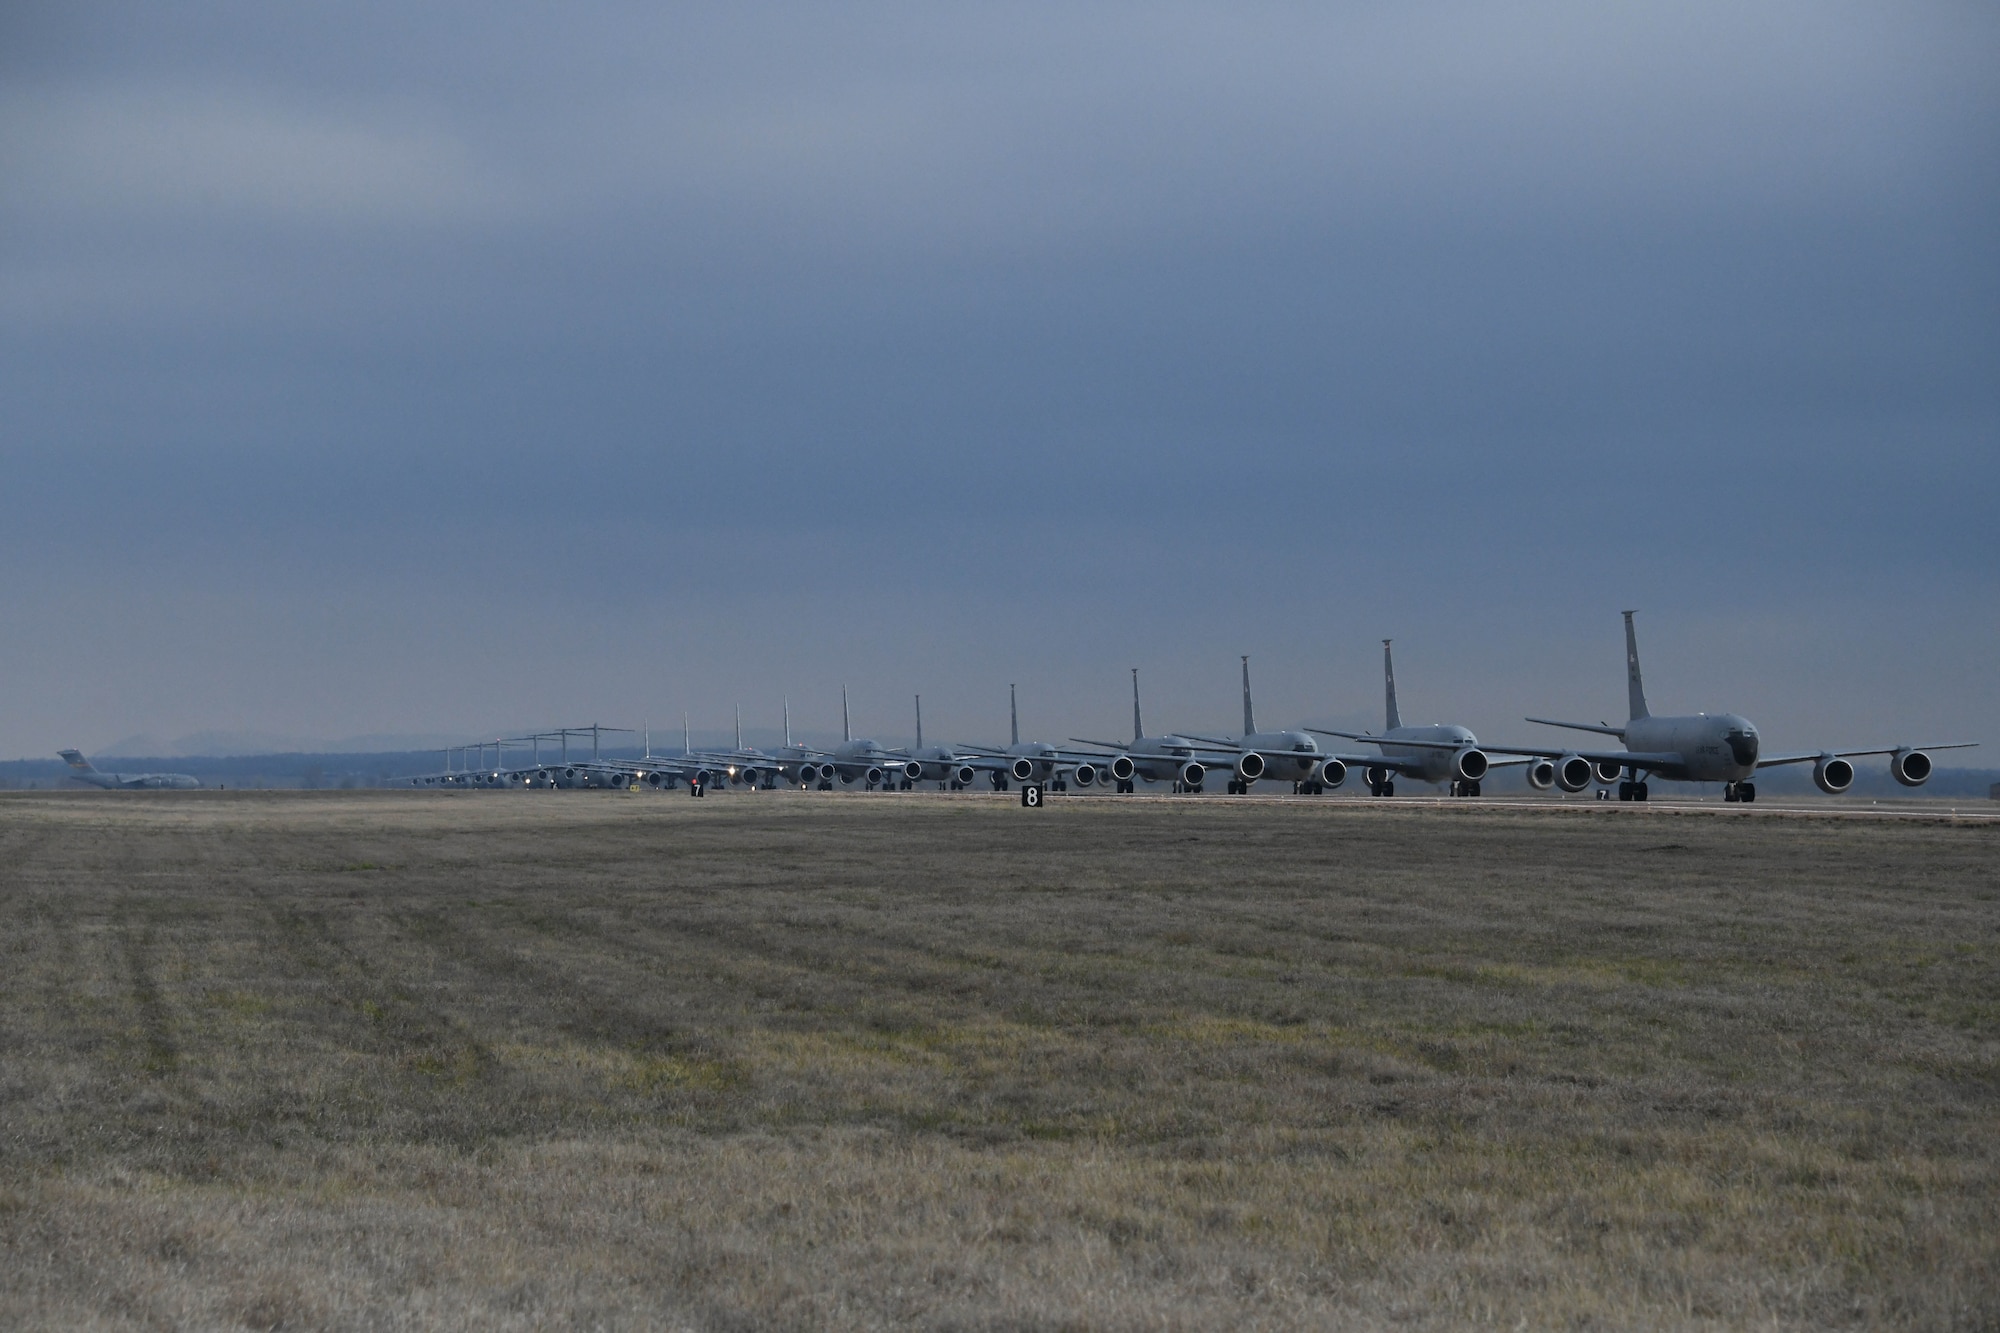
[1241,656,1256,736]
[1383,640,1402,731]
[1622,610,1650,720]
[734,705,742,752]
[59,749,93,771]
[1131,668,1144,743]
[783,698,792,749]
[915,694,923,749]
[682,713,690,756]
[842,686,851,743]
[1010,684,1019,746]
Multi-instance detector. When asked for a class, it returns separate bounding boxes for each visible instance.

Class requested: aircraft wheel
[1740,782,1755,803]
[1467,781,1481,797]
[1635,782,1649,801]
[1617,782,1632,801]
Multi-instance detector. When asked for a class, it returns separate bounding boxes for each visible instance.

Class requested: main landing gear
[990,773,1009,793]
[1448,780,1482,797]
[1368,780,1395,797]
[1722,781,1756,803]
[1617,780,1650,801]
[1226,778,1250,795]
[1290,781,1327,795]
[1114,779,1135,794]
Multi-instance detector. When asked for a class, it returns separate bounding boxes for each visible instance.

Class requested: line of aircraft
[398,613,1973,804]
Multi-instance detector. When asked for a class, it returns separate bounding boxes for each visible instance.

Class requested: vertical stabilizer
[1241,656,1256,736]
[1131,668,1144,743]
[1010,684,1020,746]
[59,749,93,772]
[734,706,742,752]
[915,695,924,749]
[682,714,690,756]
[783,698,792,749]
[842,686,851,743]
[1622,610,1650,720]
[1383,640,1402,731]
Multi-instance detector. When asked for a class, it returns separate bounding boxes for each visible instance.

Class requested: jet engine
[1179,761,1206,788]
[1524,757,1556,791]
[954,764,977,786]
[901,761,923,781]
[645,771,667,788]
[1236,751,1266,782]
[737,767,762,787]
[796,763,819,784]
[1812,754,1855,794]
[864,766,884,786]
[1451,748,1490,783]
[1317,758,1347,789]
[1890,749,1933,787]
[1555,755,1593,793]
[1071,763,1097,786]
[1593,758,1625,785]
[1109,755,1136,782]
[1011,757,1037,782]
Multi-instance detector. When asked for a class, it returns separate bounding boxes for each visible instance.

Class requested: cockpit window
[1725,729,1758,767]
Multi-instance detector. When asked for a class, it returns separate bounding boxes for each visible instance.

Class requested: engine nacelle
[1889,749,1933,787]
[645,771,666,787]
[1556,755,1593,793]
[954,764,976,786]
[1011,757,1037,782]
[1179,761,1206,788]
[1593,758,1625,785]
[795,763,819,784]
[1237,751,1266,782]
[1812,754,1855,794]
[1109,755,1136,782]
[1452,748,1490,783]
[1524,757,1556,791]
[901,761,923,781]
[1317,758,1347,789]
[864,766,884,786]
[1070,763,1096,786]
[737,767,762,787]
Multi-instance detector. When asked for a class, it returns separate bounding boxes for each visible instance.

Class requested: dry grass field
[1,791,1995,1330]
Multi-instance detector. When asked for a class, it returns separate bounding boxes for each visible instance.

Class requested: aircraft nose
[1726,729,1758,766]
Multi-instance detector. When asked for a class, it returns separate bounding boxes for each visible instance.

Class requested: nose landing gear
[1723,781,1756,803]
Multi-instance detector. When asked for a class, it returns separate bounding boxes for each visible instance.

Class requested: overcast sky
[3,1,1995,756]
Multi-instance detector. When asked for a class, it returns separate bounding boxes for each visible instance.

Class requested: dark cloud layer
[2,1,1995,755]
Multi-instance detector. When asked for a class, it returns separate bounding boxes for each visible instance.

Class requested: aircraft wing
[1754,742,1977,770]
[1479,744,1689,771]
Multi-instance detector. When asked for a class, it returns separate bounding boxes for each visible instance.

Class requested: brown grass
[0,790,1995,1329]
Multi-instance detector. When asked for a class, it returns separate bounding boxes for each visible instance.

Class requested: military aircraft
[1308,641,1533,797]
[903,696,982,790]
[1510,611,1976,802]
[953,685,1118,792]
[58,750,199,790]
[1070,669,1283,794]
[1176,658,1345,794]
[811,689,925,790]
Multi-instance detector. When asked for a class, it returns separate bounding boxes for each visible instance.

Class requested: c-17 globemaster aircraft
[59,750,199,789]
[1507,611,1976,802]
[1309,641,1534,797]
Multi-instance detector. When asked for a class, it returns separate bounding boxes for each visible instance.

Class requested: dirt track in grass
[1,790,1995,1329]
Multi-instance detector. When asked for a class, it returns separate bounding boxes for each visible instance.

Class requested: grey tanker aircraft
[1176,658,1346,794]
[954,685,1120,792]
[59,750,200,789]
[1507,611,1975,802]
[1309,641,1533,797]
